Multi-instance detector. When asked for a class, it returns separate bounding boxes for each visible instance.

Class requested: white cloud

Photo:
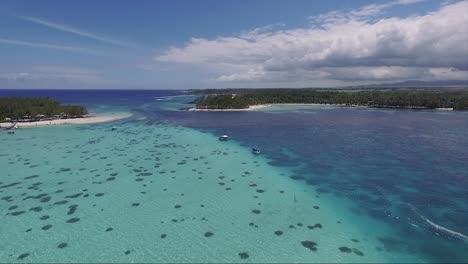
[157,0,467,86]
[398,0,426,4]
[309,0,426,26]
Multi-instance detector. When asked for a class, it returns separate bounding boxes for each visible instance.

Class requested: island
[0,97,130,128]
[192,88,468,111]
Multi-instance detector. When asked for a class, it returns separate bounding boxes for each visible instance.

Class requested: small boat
[111,126,117,131]
[219,135,229,141]
[7,131,15,134]
[252,148,261,154]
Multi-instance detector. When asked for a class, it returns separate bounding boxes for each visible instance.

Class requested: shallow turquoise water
[1,120,422,263]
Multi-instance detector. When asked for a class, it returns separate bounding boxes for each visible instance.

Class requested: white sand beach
[188,103,353,111]
[0,113,132,128]
[188,105,270,111]
[189,103,454,111]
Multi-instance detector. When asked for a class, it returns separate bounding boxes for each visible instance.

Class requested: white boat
[219,135,229,141]
[252,148,261,154]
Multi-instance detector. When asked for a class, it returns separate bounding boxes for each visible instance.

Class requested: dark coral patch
[132,203,140,207]
[95,193,104,197]
[307,223,322,230]
[58,242,68,249]
[67,204,78,215]
[352,248,364,256]
[313,206,320,210]
[238,252,249,259]
[251,209,261,214]
[11,210,26,216]
[274,230,283,236]
[174,205,181,209]
[124,250,131,255]
[40,215,50,220]
[54,200,68,205]
[161,234,167,238]
[301,240,318,251]
[106,227,113,232]
[17,253,29,260]
[24,175,39,179]
[40,196,51,203]
[65,193,83,199]
[204,232,214,237]
[339,246,352,253]
[66,217,80,223]
[8,205,18,210]
[29,206,43,212]
[41,224,52,230]
[256,189,265,193]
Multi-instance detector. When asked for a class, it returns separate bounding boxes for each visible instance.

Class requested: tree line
[194,89,468,110]
[0,97,88,121]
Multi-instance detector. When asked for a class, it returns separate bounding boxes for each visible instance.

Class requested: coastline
[189,103,366,111]
[189,103,454,111]
[0,113,132,128]
[188,104,270,111]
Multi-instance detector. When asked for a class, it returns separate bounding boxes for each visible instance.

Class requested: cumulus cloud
[157,1,468,86]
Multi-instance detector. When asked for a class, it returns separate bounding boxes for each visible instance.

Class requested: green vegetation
[0,97,88,122]
[194,89,468,110]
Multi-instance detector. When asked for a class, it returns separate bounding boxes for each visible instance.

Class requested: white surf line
[407,203,468,242]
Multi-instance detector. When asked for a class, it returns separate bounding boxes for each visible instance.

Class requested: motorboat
[219,135,229,141]
[252,148,261,154]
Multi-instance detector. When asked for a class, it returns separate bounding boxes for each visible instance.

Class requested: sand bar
[0,113,132,128]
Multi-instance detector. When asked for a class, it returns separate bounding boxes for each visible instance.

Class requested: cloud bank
[157,1,468,86]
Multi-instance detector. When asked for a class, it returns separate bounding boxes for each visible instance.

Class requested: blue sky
[0,0,466,89]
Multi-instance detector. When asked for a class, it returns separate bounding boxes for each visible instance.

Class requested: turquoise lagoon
[0,90,467,263]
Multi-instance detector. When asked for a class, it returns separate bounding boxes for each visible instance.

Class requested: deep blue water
[2,89,467,262]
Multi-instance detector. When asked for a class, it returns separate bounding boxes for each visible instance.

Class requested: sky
[0,0,467,89]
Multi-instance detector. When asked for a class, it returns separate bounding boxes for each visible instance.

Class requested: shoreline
[188,103,454,111]
[0,113,132,128]
[188,104,270,111]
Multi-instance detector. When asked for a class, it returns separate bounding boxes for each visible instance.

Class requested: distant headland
[190,88,468,111]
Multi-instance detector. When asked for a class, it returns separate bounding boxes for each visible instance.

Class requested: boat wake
[407,203,468,242]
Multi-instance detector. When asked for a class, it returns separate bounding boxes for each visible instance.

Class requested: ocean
[1,89,467,263]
